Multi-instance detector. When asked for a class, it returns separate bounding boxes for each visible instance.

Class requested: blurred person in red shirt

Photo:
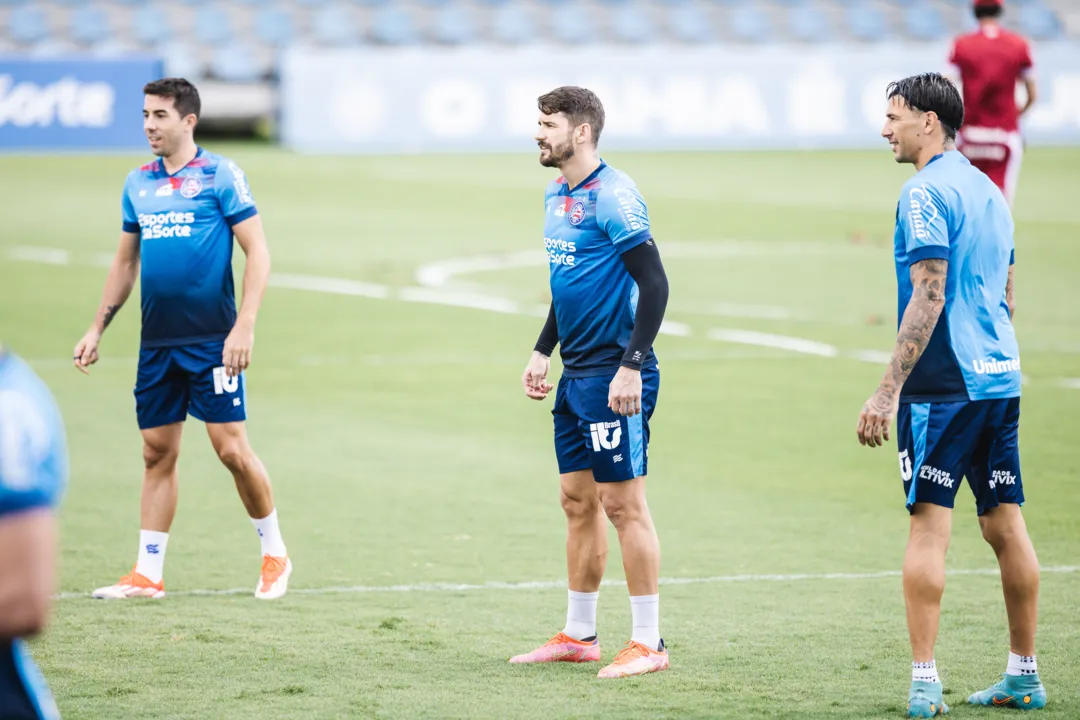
[948,0,1037,206]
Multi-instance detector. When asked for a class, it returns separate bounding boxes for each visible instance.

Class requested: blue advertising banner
[0,56,163,152]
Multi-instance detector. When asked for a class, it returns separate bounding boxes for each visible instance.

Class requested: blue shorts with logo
[897,398,1023,516]
[552,367,659,482]
[135,340,246,430]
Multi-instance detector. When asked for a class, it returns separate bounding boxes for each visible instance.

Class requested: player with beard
[511,86,671,679]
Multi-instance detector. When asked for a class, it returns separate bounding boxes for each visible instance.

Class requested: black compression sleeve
[620,239,669,370]
[533,302,559,356]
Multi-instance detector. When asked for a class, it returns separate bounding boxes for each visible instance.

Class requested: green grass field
[2,145,1078,719]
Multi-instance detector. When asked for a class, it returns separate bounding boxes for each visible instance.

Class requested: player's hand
[73,329,101,375]
[857,386,899,448]
[522,351,554,401]
[608,366,642,417]
[223,319,254,377]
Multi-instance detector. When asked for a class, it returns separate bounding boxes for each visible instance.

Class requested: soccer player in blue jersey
[0,346,67,720]
[858,73,1045,716]
[510,87,671,679]
[72,78,292,600]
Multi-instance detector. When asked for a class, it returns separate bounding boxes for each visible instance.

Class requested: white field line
[708,329,839,358]
[57,565,1080,601]
[8,245,1077,385]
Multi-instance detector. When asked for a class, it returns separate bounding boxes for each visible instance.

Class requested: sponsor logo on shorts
[589,421,622,452]
[919,465,955,489]
[974,357,1021,375]
[990,470,1017,489]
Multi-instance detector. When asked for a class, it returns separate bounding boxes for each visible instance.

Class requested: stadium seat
[491,3,534,44]
[612,4,655,44]
[255,7,296,47]
[730,3,773,43]
[431,5,476,45]
[844,4,889,41]
[159,41,206,80]
[311,4,361,46]
[294,0,329,6]
[787,1,833,42]
[371,6,419,44]
[352,0,389,7]
[8,5,49,45]
[213,43,267,83]
[550,7,596,43]
[1018,3,1064,40]
[91,39,140,58]
[68,4,111,47]
[193,6,233,46]
[668,3,714,43]
[904,2,948,40]
[29,39,76,57]
[132,4,171,46]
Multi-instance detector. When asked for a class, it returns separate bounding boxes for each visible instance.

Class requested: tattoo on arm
[874,258,948,403]
[101,303,122,330]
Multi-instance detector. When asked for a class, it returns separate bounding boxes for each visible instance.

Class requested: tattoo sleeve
[878,258,948,398]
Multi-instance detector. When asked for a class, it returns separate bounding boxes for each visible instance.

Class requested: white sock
[251,509,287,557]
[1007,652,1037,676]
[912,660,940,684]
[630,594,661,650]
[563,590,598,641]
[134,530,168,584]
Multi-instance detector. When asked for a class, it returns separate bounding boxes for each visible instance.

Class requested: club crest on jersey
[180,175,202,199]
[568,200,586,226]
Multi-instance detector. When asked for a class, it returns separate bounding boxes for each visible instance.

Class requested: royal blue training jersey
[893,150,1020,403]
[121,147,258,348]
[543,162,655,377]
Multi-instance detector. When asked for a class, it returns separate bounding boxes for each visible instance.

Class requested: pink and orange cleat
[509,633,602,664]
[91,569,165,599]
[255,555,292,600]
[596,639,670,679]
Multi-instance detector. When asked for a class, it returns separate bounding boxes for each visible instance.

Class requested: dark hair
[143,78,201,120]
[974,4,1003,20]
[887,73,964,141]
[537,86,605,145]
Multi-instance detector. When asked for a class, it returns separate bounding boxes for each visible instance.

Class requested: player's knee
[142,441,178,472]
[215,441,251,475]
[979,510,1026,550]
[600,494,643,529]
[560,487,599,520]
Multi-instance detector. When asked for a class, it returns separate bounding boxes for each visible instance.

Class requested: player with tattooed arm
[858,73,1044,717]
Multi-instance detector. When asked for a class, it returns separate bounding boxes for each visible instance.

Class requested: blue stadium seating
[255,7,297,47]
[730,3,773,43]
[371,6,420,44]
[1018,2,1064,39]
[311,4,361,46]
[68,4,111,46]
[492,3,534,44]
[213,43,265,82]
[612,4,655,44]
[431,4,476,44]
[0,0,1072,82]
[905,2,949,40]
[787,2,833,42]
[668,3,714,43]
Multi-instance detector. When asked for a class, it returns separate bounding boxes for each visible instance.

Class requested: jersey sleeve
[1018,39,1034,77]
[121,174,139,234]
[596,184,652,254]
[0,393,54,516]
[899,182,950,263]
[214,159,259,227]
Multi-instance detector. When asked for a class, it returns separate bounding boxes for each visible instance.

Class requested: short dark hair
[887,73,964,141]
[974,4,1003,20]
[143,78,201,120]
[537,86,605,146]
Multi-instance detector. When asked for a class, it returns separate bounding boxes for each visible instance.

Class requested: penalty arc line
[56,565,1079,600]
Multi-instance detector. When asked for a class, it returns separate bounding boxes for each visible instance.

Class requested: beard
[538,138,575,168]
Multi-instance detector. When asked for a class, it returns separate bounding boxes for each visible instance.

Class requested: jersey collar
[565,161,606,193]
[156,146,204,178]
